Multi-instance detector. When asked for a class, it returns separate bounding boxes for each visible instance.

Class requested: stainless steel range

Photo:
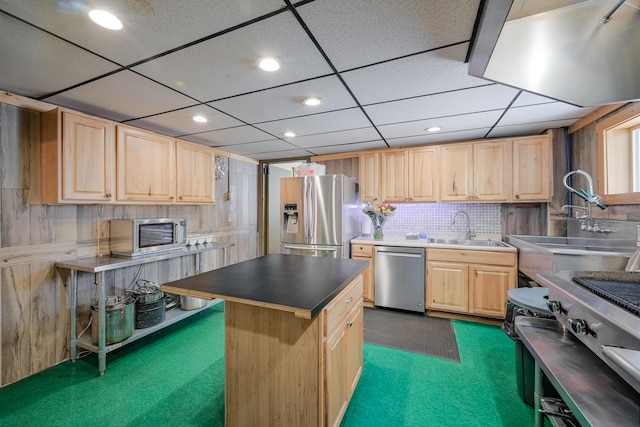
[538,271,640,394]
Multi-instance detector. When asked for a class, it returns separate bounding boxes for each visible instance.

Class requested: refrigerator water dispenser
[283,203,299,234]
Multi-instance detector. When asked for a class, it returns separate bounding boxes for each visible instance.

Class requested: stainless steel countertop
[515,317,640,426]
[56,242,235,273]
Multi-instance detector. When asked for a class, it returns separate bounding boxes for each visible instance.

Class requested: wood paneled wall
[0,104,259,387]
[569,108,640,222]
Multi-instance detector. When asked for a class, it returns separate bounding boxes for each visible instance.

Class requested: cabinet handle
[515,194,521,199]
[179,196,183,200]
[346,297,353,304]
[347,321,353,327]
[169,196,175,200]
[104,193,112,198]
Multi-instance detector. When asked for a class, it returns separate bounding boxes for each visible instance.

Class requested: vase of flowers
[362,201,396,240]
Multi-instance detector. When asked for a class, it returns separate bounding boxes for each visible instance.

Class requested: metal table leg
[96,271,106,376]
[534,361,543,427]
[70,269,78,362]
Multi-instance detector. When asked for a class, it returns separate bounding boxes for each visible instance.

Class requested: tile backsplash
[366,203,502,235]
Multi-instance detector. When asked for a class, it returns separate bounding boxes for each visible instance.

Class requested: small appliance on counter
[109,218,187,258]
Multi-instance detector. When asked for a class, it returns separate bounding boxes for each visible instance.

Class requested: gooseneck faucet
[451,210,475,240]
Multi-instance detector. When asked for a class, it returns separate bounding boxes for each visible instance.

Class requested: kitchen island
[161,254,369,427]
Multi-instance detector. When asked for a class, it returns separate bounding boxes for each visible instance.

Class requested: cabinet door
[440,144,473,201]
[474,140,511,201]
[325,323,348,427]
[351,249,374,302]
[176,139,215,204]
[345,303,363,400]
[380,150,408,202]
[512,135,551,201]
[359,152,379,202]
[42,110,115,204]
[116,126,176,203]
[426,261,468,313]
[408,147,438,202]
[469,265,515,318]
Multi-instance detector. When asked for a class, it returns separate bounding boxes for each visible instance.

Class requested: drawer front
[351,244,373,257]
[427,248,516,266]
[325,275,363,336]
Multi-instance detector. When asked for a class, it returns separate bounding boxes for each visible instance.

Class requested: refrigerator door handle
[283,245,337,252]
[304,178,313,239]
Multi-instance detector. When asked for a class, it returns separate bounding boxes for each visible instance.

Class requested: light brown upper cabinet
[380,150,407,202]
[440,140,510,202]
[512,134,552,202]
[359,152,379,202]
[176,139,215,204]
[379,147,438,203]
[408,147,438,202]
[116,125,176,203]
[41,108,116,204]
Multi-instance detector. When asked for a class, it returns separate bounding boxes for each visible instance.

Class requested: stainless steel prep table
[56,242,234,375]
[515,316,640,426]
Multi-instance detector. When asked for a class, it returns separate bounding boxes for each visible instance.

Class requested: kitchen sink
[427,238,509,248]
[507,234,638,281]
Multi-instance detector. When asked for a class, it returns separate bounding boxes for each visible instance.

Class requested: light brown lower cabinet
[351,243,374,302]
[224,274,363,427]
[426,249,516,318]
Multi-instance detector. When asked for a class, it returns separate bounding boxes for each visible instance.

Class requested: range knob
[547,300,563,314]
[568,318,589,335]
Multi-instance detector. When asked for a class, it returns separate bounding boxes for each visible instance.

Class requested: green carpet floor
[0,303,533,426]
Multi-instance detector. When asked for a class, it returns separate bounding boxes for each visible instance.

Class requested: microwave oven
[110,218,187,258]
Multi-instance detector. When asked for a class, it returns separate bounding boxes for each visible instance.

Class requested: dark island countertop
[161,254,369,319]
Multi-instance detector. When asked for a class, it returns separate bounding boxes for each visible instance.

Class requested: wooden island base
[161,254,367,427]
[225,275,363,427]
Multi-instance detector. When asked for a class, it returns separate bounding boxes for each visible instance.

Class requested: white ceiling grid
[0,0,599,160]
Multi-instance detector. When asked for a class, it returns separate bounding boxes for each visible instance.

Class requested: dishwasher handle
[377,251,422,258]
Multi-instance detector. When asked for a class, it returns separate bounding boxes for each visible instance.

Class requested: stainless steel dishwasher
[374,246,425,313]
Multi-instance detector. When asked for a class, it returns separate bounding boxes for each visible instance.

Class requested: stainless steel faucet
[451,210,475,240]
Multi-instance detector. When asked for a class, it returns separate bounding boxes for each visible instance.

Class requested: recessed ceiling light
[303,97,322,106]
[284,131,296,138]
[88,10,123,30]
[258,56,281,72]
[426,126,442,132]
[193,116,208,123]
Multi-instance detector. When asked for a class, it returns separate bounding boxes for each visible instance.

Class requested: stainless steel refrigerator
[280,174,359,258]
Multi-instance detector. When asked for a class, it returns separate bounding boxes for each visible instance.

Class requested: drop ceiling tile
[341,43,488,105]
[498,102,599,127]
[44,70,195,122]
[378,110,503,139]
[0,0,286,65]
[255,108,371,137]
[133,12,333,102]
[364,84,517,126]
[181,125,274,147]
[295,0,480,70]
[218,139,296,155]
[125,105,245,137]
[249,149,315,160]
[308,140,388,155]
[285,127,381,149]
[0,13,119,98]
[386,128,492,147]
[210,75,356,124]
